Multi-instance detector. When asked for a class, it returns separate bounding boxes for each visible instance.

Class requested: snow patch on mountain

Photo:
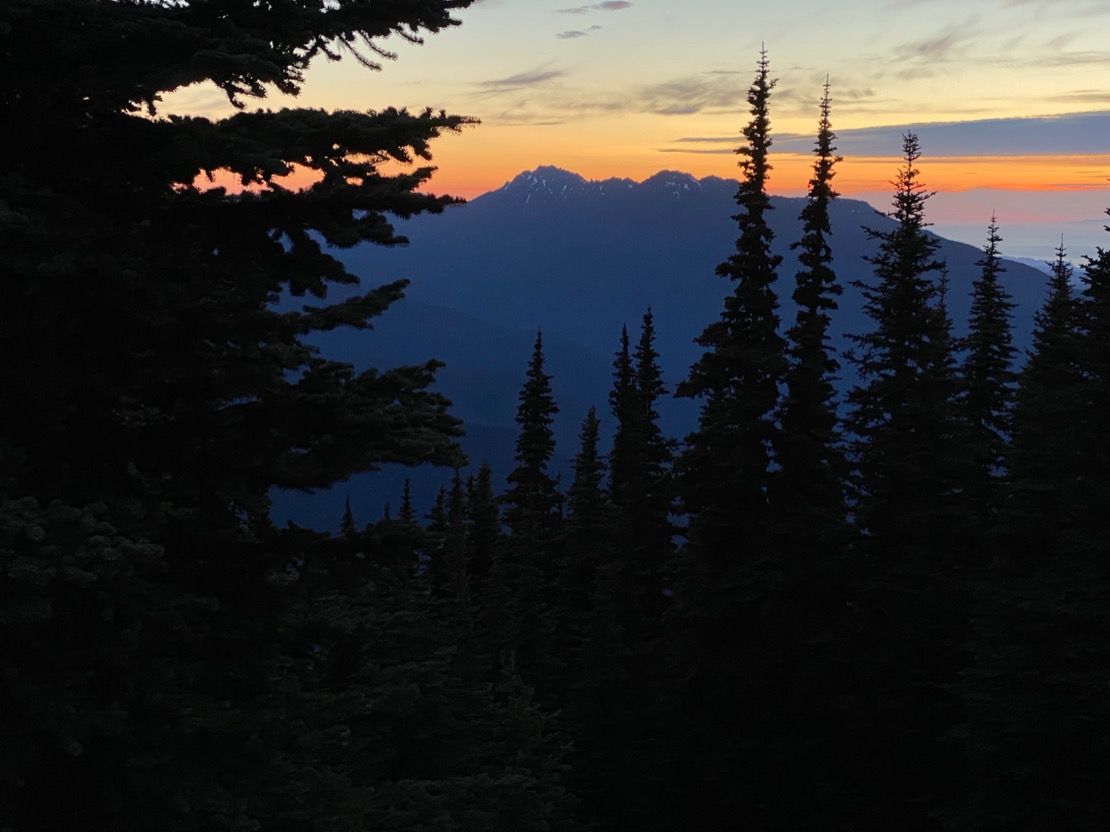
[499,166,724,206]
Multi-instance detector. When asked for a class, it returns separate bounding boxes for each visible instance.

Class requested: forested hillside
[2,3,1108,831]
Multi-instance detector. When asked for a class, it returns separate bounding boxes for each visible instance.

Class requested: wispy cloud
[556,24,603,38]
[657,147,735,155]
[477,68,566,93]
[1003,0,1110,10]
[901,25,979,62]
[469,66,750,120]
[1059,90,1110,105]
[636,73,751,115]
[555,1,631,13]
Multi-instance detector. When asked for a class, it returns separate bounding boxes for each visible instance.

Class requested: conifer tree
[839,134,971,827]
[846,132,963,555]
[1007,242,1083,553]
[608,325,638,508]
[677,47,786,555]
[487,333,562,681]
[445,467,470,599]
[465,461,500,597]
[399,478,417,527]
[341,495,358,539]
[503,332,562,536]
[0,2,590,828]
[664,48,789,830]
[610,311,674,634]
[958,237,1110,830]
[773,79,847,559]
[580,316,675,832]
[630,309,677,624]
[959,216,1017,529]
[562,409,619,829]
[564,407,608,621]
[1073,224,1110,552]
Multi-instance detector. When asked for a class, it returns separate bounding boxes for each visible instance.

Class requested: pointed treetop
[399,478,415,526]
[888,132,935,232]
[513,330,559,473]
[341,496,356,538]
[809,79,841,197]
[736,47,776,198]
[978,214,1004,272]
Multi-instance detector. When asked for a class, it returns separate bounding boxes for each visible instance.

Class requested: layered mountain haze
[273,166,1053,528]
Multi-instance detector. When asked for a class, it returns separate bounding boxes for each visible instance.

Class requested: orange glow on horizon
[411,141,1110,201]
[189,153,1110,206]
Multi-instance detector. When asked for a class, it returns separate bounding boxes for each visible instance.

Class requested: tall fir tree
[845,132,965,556]
[958,216,1017,532]
[340,495,358,539]
[664,49,791,830]
[839,133,972,828]
[677,47,786,557]
[610,311,674,640]
[1073,219,1110,554]
[582,314,675,832]
[563,406,644,832]
[772,78,847,561]
[487,332,563,682]
[465,461,500,597]
[1007,242,1084,554]
[398,478,416,527]
[608,325,638,509]
[630,308,677,621]
[562,407,609,635]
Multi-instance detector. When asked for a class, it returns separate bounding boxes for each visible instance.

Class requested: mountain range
[272,166,1054,529]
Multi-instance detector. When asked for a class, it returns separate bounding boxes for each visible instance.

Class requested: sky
[163,0,1110,259]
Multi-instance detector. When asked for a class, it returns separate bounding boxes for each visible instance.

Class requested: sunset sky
[164,0,1110,258]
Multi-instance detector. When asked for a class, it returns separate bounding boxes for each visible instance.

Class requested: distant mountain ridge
[499,165,732,205]
[274,166,1053,529]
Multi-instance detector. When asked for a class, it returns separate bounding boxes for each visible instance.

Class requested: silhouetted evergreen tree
[0,1,579,827]
[958,216,1016,531]
[465,462,500,597]
[445,468,470,599]
[840,133,971,828]
[562,408,609,635]
[610,311,674,643]
[340,496,358,539]
[1007,242,1084,553]
[1073,226,1110,553]
[399,478,416,526]
[630,310,677,622]
[956,235,1110,830]
[665,49,791,830]
[608,325,638,506]
[773,78,847,559]
[677,47,785,552]
[846,132,964,554]
[567,315,673,831]
[560,407,624,831]
[487,332,562,682]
